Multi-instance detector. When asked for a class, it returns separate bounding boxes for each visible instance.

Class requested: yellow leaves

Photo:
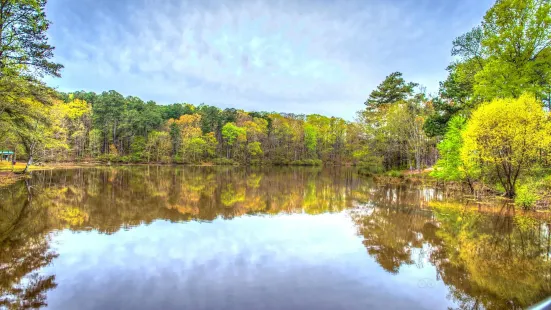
[59,207,89,227]
[220,184,246,207]
[243,118,268,141]
[513,214,538,232]
[461,94,549,181]
[172,114,202,140]
[65,99,91,120]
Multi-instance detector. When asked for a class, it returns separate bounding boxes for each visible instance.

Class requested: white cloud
[46,0,494,120]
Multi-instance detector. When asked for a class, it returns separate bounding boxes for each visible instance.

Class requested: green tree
[431,116,477,192]
[475,0,551,101]
[247,141,263,159]
[0,0,63,78]
[221,122,246,159]
[15,99,66,172]
[92,91,125,154]
[187,137,206,162]
[304,123,317,156]
[365,72,418,108]
[145,131,171,162]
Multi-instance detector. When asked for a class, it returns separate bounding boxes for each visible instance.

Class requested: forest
[1,0,551,202]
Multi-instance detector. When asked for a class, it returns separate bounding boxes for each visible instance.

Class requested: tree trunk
[466,178,475,195]
[23,155,33,174]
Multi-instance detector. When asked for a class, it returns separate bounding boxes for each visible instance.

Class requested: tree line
[2,89,365,166]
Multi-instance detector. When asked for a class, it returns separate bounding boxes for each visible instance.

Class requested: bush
[119,156,131,163]
[130,154,143,163]
[96,154,118,163]
[273,159,290,166]
[303,159,322,166]
[515,184,539,210]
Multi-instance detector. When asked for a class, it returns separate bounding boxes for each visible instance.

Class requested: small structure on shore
[0,151,14,161]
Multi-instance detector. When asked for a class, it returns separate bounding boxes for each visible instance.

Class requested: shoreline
[2,162,550,214]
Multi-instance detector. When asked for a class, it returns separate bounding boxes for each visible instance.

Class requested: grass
[0,161,29,172]
[0,161,52,172]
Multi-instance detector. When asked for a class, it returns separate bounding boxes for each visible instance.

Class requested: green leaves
[221,122,246,146]
[431,116,469,182]
[0,0,63,78]
[365,72,418,109]
[452,0,551,102]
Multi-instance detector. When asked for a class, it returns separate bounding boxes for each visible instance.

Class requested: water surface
[1,166,550,310]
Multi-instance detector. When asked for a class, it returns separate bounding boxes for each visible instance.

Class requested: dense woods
[1,0,551,202]
[0,90,363,166]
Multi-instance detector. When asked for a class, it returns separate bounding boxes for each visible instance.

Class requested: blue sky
[45,0,494,120]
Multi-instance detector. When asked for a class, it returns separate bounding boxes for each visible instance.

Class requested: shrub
[119,156,131,163]
[514,184,539,210]
[539,172,551,190]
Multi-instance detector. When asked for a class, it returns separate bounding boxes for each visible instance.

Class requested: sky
[45,0,494,120]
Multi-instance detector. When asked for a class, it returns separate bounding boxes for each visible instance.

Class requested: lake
[0,166,550,310]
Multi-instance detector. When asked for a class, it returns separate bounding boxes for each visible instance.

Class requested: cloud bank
[46,0,493,119]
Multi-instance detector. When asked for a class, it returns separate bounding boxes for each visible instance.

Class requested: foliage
[385,170,403,178]
[365,72,418,108]
[358,78,436,172]
[0,0,63,78]
[424,0,551,135]
[431,115,477,192]
[247,141,263,158]
[461,94,549,197]
[515,184,540,210]
[474,0,551,101]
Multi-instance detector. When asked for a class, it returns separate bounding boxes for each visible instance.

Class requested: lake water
[0,166,550,310]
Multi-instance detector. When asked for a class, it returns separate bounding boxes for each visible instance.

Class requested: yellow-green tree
[461,94,549,197]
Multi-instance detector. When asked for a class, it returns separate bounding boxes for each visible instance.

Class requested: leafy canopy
[461,93,550,197]
[0,0,63,78]
[365,72,418,108]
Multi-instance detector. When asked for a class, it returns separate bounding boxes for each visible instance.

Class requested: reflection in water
[351,195,551,310]
[0,181,58,309]
[0,166,550,310]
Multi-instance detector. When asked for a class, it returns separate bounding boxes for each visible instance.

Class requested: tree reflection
[1,167,550,309]
[351,195,551,310]
[11,167,364,232]
[0,166,366,308]
[0,180,58,309]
